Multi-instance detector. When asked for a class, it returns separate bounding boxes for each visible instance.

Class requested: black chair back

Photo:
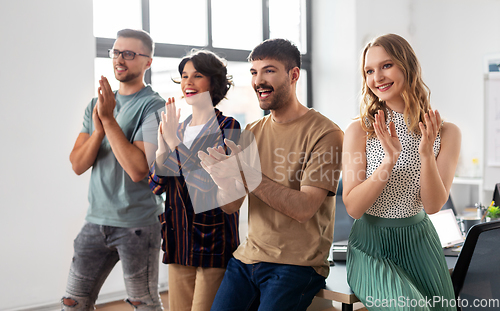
[493,183,500,206]
[451,220,500,310]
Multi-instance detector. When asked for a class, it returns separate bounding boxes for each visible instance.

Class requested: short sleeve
[81,98,97,134]
[301,129,343,196]
[134,97,165,143]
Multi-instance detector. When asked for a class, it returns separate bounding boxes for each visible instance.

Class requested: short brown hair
[248,38,301,72]
[117,29,154,56]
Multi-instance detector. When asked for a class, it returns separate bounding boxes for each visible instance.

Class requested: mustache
[254,84,274,92]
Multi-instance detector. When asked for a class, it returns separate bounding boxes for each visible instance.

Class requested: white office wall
[411,0,500,181]
[0,1,95,309]
[312,0,413,132]
[0,0,173,309]
[311,0,358,132]
[313,0,500,192]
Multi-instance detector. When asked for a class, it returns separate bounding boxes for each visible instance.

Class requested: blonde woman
[343,34,461,310]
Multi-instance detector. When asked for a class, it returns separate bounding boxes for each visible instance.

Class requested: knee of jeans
[124,276,162,309]
[126,298,163,310]
[126,298,143,307]
[61,297,93,310]
[124,267,160,294]
[62,297,78,307]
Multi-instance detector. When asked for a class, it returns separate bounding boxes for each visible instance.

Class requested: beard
[256,80,290,111]
[115,68,142,83]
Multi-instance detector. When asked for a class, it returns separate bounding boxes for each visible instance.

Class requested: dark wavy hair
[248,38,301,72]
[174,49,233,107]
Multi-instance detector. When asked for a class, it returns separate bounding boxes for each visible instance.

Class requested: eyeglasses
[108,49,150,60]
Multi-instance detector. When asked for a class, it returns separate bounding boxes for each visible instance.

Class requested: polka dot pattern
[365,109,441,218]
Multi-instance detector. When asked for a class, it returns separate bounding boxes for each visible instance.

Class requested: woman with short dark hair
[149,49,241,311]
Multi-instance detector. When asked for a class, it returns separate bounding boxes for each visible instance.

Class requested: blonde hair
[359,34,431,137]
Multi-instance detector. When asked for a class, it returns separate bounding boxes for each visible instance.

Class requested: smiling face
[180,61,212,105]
[364,46,406,109]
[250,58,294,111]
[112,37,151,84]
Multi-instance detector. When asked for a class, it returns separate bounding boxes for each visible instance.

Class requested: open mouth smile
[377,83,393,92]
[257,88,273,99]
[185,89,198,97]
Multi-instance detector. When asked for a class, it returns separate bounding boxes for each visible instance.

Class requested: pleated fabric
[347,210,456,311]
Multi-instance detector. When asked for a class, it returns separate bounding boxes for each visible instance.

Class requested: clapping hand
[159,97,181,150]
[418,109,441,157]
[156,119,168,159]
[373,109,402,165]
[96,76,116,121]
[198,139,243,191]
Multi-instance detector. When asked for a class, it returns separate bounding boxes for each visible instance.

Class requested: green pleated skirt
[346,210,456,311]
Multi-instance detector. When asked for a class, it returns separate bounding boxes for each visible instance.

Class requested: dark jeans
[210,258,325,311]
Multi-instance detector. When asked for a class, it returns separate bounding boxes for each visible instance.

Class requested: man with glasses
[62,29,165,310]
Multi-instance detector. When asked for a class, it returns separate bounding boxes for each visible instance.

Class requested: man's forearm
[70,132,104,175]
[102,118,149,182]
[250,174,312,222]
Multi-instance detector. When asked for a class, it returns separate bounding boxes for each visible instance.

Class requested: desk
[312,262,359,311]
[308,256,458,311]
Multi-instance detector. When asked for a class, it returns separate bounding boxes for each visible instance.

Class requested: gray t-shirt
[81,85,164,228]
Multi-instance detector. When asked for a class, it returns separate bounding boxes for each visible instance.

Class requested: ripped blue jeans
[62,221,163,310]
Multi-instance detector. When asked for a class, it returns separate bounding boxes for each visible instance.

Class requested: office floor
[94,292,367,311]
[95,292,169,310]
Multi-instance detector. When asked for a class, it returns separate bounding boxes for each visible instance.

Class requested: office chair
[492,183,500,206]
[450,220,500,310]
[333,178,355,242]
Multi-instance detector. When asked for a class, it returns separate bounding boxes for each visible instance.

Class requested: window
[149,0,207,46]
[93,0,312,127]
[93,0,142,38]
[211,0,263,50]
[269,0,307,53]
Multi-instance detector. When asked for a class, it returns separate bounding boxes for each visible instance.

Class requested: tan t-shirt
[233,109,343,277]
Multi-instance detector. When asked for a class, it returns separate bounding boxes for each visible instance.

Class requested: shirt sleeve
[81,98,97,134]
[300,129,343,196]
[134,96,165,143]
[148,161,172,195]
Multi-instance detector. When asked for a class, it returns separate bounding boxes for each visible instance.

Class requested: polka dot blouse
[365,109,441,218]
